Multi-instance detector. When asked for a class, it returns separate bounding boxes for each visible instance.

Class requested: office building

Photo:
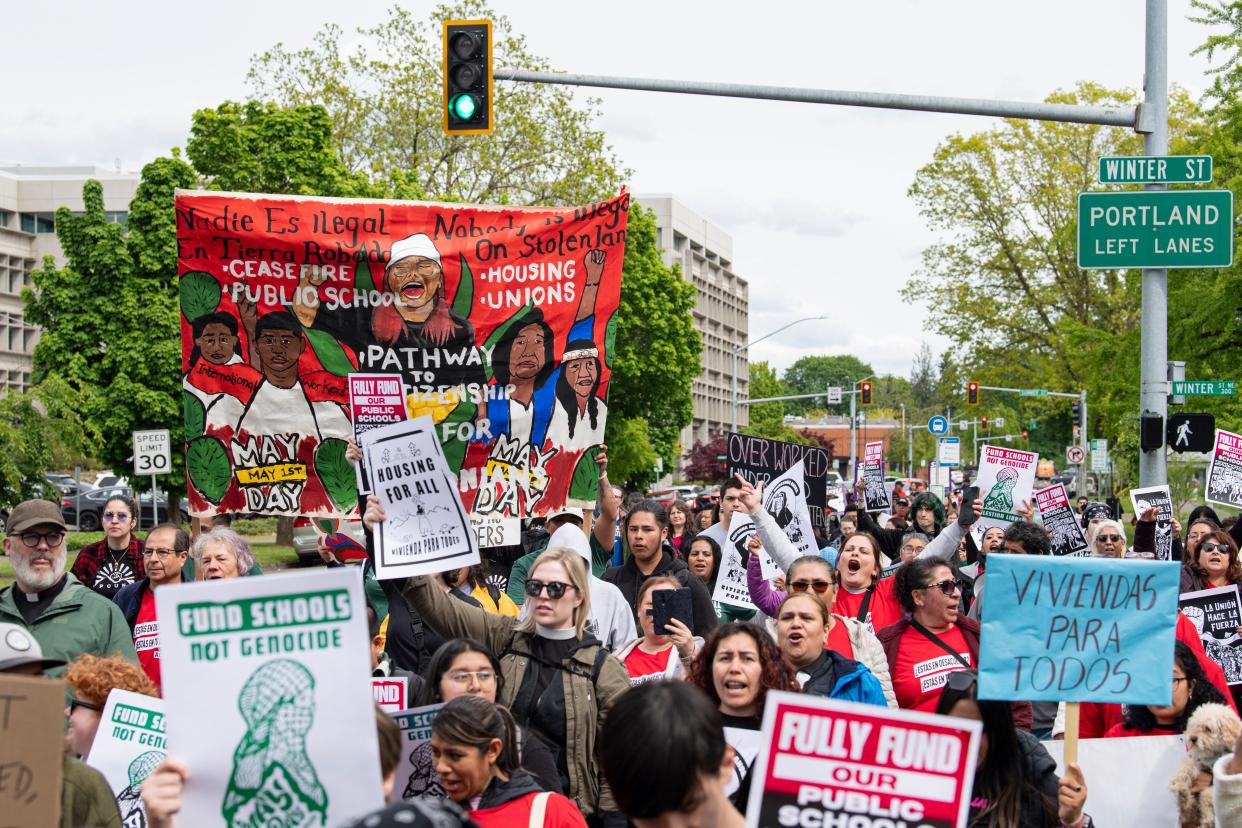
[637,195,750,461]
[0,164,138,390]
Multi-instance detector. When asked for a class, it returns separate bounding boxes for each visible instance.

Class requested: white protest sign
[1207,428,1242,508]
[470,514,520,549]
[1043,736,1181,827]
[1129,484,1175,561]
[86,689,166,828]
[975,444,1038,533]
[1180,584,1242,685]
[157,568,383,827]
[712,515,758,610]
[361,415,479,580]
[762,462,818,561]
[393,703,445,800]
[862,441,890,511]
[371,676,409,714]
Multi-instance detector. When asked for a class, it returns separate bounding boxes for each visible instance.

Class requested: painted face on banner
[565,356,598,402]
[255,328,303,379]
[197,323,239,365]
[509,323,547,382]
[386,256,442,312]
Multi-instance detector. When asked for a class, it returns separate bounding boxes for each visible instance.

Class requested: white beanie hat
[387,233,442,269]
[547,523,592,565]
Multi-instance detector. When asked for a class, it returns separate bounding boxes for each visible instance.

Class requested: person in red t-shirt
[1104,641,1229,737]
[112,524,191,690]
[616,575,699,685]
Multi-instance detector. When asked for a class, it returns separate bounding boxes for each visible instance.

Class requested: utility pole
[1139,0,1169,486]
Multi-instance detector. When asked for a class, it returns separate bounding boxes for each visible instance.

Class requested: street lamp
[730,315,828,432]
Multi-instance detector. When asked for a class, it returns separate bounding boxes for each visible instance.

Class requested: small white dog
[1169,702,1241,828]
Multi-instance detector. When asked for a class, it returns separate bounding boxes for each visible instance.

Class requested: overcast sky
[2,1,1222,378]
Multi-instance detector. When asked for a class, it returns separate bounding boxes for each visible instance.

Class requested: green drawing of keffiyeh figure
[982,467,1018,514]
[223,659,328,828]
[117,749,164,828]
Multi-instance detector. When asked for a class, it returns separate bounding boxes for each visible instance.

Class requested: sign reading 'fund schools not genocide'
[1077,190,1234,270]
[176,190,628,521]
[978,555,1180,705]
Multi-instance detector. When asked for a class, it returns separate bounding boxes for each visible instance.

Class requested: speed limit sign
[1065,445,1086,465]
[133,429,172,475]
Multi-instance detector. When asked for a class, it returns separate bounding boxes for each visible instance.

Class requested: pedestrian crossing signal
[967,382,979,406]
[443,21,493,135]
[860,382,873,406]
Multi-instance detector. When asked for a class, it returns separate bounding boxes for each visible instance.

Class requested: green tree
[603,203,701,489]
[247,1,627,205]
[0,378,99,521]
[781,354,874,415]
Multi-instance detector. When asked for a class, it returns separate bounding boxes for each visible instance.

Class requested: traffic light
[443,20,493,135]
[1071,400,1082,427]
[966,382,979,406]
[860,382,873,406]
[980,415,989,431]
[1022,430,1029,440]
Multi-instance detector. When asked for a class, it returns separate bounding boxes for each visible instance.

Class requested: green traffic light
[450,94,478,121]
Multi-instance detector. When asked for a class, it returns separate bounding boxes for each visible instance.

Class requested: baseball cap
[895,496,910,506]
[7,499,67,536]
[0,623,65,672]
[545,507,583,526]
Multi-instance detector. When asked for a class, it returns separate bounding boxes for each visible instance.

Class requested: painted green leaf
[355,246,378,293]
[183,391,206,441]
[568,446,602,503]
[187,437,231,504]
[303,327,355,377]
[603,312,617,369]
[315,438,358,510]
[179,271,221,322]
[481,302,535,382]
[450,253,474,318]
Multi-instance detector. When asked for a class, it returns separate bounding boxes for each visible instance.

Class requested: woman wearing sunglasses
[746,551,896,706]
[615,576,700,685]
[880,559,1030,731]
[71,494,144,599]
[774,591,886,705]
[62,652,158,758]
[372,495,630,826]
[1085,519,1128,558]
[937,670,1091,828]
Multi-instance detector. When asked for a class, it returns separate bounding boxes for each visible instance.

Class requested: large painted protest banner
[177,190,629,519]
[744,691,981,828]
[86,689,166,828]
[726,432,831,528]
[978,555,1180,704]
[157,568,383,827]
[975,445,1038,534]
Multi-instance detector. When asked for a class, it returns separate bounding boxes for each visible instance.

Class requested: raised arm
[593,444,619,554]
[735,476,799,570]
[746,540,786,618]
[919,498,981,563]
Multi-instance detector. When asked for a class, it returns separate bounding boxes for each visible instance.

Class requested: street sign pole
[1139,0,1168,488]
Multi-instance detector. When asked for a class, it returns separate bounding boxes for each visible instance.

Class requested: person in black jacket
[602,500,718,636]
[937,670,1091,828]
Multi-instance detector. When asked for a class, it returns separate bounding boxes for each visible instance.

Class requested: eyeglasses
[69,697,102,714]
[446,670,496,686]
[1095,534,1123,543]
[104,511,131,522]
[946,670,978,692]
[916,579,960,597]
[900,544,927,553]
[13,531,65,548]
[789,580,834,594]
[142,548,178,559]
[525,580,576,600]
[1200,542,1231,554]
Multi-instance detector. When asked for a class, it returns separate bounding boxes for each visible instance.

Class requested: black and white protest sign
[862,441,891,512]
[361,415,479,580]
[1207,429,1242,509]
[1180,584,1242,686]
[727,432,831,528]
[763,462,818,560]
[1129,485,1174,560]
[1035,484,1090,557]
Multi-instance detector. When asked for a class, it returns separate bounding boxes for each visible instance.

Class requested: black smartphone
[651,587,693,635]
[961,486,980,511]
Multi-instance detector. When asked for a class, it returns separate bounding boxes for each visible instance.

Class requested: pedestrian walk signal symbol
[860,382,873,406]
[967,382,979,406]
[1167,413,1214,453]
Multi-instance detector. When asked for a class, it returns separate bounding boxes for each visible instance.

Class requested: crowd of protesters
[7,449,1242,827]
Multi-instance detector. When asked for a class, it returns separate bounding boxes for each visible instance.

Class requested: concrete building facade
[0,165,139,391]
[637,195,749,459]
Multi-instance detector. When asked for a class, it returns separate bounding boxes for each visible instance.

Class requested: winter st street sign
[1077,190,1234,270]
[1098,155,1212,184]
[1171,380,1236,397]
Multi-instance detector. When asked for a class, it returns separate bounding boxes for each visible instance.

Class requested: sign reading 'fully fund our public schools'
[1077,190,1234,269]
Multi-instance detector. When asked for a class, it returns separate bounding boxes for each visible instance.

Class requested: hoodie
[469,771,587,827]
[603,551,718,636]
[797,649,887,706]
[538,525,637,650]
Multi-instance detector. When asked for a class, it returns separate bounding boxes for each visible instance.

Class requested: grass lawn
[0,536,305,591]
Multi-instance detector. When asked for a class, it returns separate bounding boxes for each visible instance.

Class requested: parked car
[61,487,171,531]
[291,517,367,564]
[91,471,129,489]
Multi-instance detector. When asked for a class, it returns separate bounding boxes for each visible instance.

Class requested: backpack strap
[591,646,609,684]
[528,791,551,828]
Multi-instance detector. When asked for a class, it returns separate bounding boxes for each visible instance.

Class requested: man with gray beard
[0,499,135,676]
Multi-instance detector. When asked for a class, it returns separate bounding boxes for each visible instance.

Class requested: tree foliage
[781,354,874,415]
[682,433,728,484]
[0,378,99,512]
[604,204,702,489]
[247,1,627,205]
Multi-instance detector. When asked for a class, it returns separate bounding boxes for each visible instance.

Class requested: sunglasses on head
[1201,542,1231,554]
[789,579,834,595]
[525,580,575,599]
[917,579,960,597]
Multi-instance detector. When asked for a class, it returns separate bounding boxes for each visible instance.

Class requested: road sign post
[132,430,171,532]
[1077,190,1234,270]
